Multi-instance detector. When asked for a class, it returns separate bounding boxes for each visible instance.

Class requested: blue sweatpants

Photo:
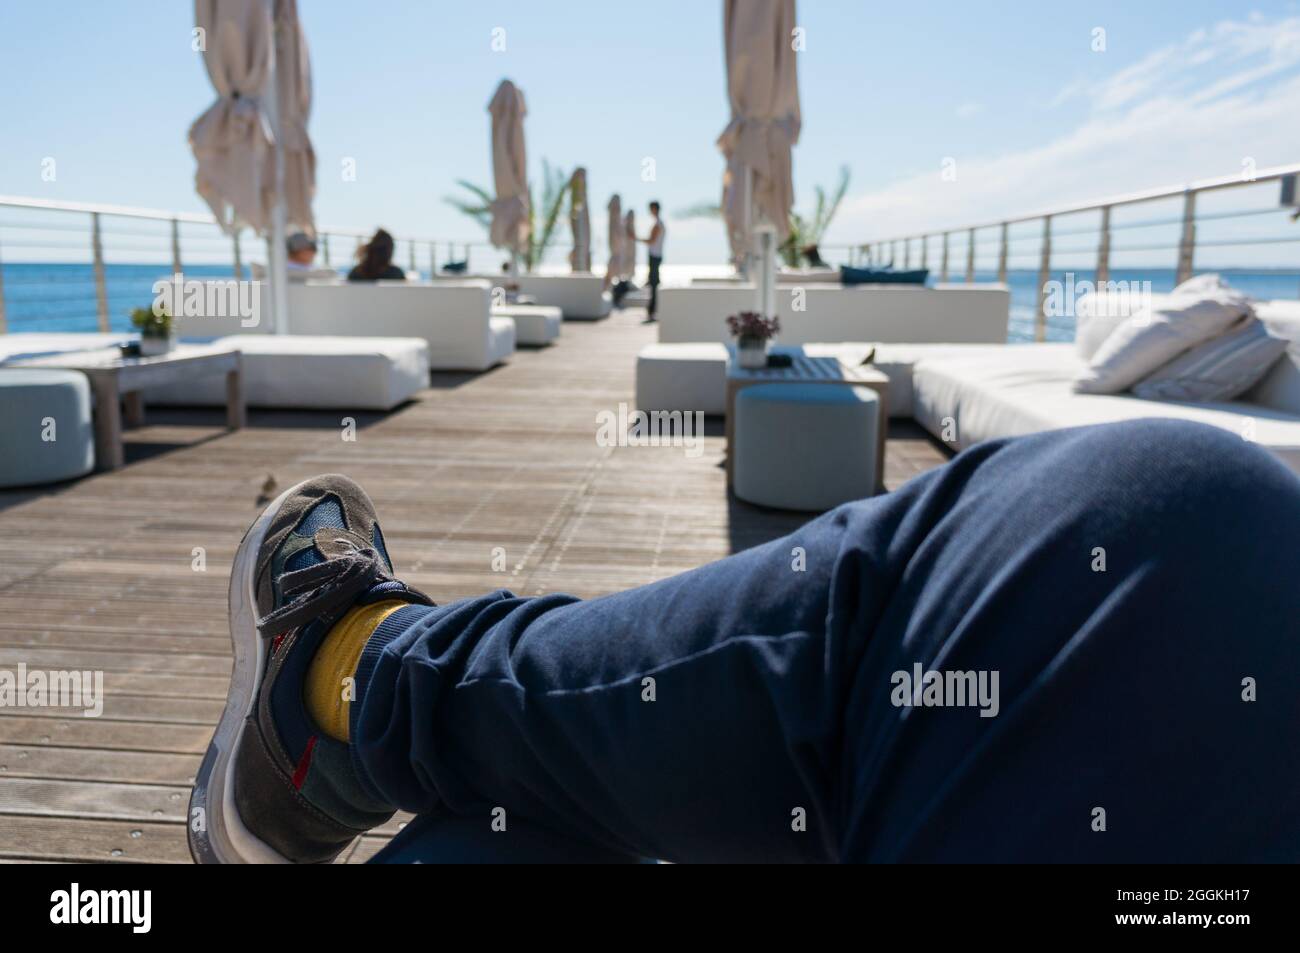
[350,419,1300,863]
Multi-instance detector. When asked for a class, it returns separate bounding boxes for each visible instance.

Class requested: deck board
[0,307,949,863]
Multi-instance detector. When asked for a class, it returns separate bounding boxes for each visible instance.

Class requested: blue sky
[2,0,1299,266]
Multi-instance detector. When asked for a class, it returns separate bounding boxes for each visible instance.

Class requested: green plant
[130,306,173,339]
[443,159,572,271]
[677,164,852,268]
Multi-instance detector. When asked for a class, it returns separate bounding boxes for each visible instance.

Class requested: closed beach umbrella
[488,79,531,262]
[190,0,275,234]
[273,0,315,235]
[623,210,637,281]
[717,0,801,268]
[568,167,591,273]
[604,194,623,288]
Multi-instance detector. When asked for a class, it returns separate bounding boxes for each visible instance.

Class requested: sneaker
[189,474,434,863]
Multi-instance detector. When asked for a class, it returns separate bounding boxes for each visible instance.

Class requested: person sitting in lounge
[347,229,406,281]
[188,418,1300,864]
[286,231,318,271]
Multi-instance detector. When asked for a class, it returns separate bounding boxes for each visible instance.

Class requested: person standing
[640,201,666,320]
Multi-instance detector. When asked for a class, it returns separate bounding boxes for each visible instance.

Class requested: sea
[2,262,1297,343]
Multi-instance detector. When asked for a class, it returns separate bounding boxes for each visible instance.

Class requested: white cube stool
[0,368,95,487]
[635,342,729,415]
[493,304,562,346]
[733,382,878,511]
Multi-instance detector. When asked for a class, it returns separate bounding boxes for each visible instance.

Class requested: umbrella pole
[264,0,291,335]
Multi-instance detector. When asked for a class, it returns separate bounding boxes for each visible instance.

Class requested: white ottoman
[0,369,95,487]
[493,304,562,346]
[733,383,879,511]
[635,343,729,415]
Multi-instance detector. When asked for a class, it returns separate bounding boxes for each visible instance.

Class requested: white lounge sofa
[894,303,1300,475]
[656,283,1009,345]
[288,281,515,371]
[147,334,429,411]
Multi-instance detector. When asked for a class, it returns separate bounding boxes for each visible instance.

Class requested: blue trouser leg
[352,419,1300,863]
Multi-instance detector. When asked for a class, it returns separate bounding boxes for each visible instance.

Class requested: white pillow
[1131,316,1288,402]
[1073,278,1252,394]
[1074,309,1127,361]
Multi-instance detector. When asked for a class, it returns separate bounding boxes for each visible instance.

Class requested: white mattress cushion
[911,343,1300,474]
[146,335,428,410]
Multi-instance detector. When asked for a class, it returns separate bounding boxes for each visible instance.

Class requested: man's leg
[350,419,1300,862]
[647,255,661,316]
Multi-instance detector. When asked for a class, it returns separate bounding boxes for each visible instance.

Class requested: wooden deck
[0,308,949,863]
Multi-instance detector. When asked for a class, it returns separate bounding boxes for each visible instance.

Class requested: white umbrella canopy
[603,194,623,288]
[273,0,315,235]
[717,0,801,267]
[568,167,591,273]
[488,79,531,260]
[189,0,276,235]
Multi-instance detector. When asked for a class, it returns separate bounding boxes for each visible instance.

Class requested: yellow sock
[305,600,407,742]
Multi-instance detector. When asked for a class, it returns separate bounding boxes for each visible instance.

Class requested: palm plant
[676,164,852,267]
[443,160,571,271]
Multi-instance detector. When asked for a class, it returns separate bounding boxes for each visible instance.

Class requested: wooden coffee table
[16,344,245,471]
[725,345,890,492]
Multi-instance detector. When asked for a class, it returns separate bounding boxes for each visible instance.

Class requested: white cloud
[831,14,1300,255]
[955,102,985,119]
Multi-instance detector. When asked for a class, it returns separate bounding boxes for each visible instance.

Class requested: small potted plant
[726,311,780,369]
[130,306,174,357]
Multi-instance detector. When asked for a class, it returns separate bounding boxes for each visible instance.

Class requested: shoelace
[258,539,402,638]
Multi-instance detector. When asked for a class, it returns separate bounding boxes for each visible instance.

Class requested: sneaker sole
[188,478,326,864]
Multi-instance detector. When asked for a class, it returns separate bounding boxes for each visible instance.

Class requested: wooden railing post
[170,218,183,276]
[409,242,417,275]
[920,235,928,271]
[903,238,911,270]
[965,227,976,283]
[321,233,331,268]
[940,232,950,282]
[91,212,109,332]
[1096,205,1111,284]
[430,241,437,274]
[1176,190,1196,284]
[0,236,7,333]
[1036,216,1053,342]
[997,222,1009,284]
[233,230,243,278]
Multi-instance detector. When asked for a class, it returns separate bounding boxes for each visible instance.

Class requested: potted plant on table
[130,306,174,357]
[726,311,781,369]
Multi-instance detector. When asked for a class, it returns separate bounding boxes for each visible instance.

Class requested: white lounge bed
[146,334,429,411]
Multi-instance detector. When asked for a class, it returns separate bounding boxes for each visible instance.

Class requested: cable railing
[0,194,544,334]
[844,163,1300,341]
